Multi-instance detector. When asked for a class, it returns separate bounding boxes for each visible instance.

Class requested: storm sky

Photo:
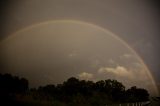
[0,0,159,95]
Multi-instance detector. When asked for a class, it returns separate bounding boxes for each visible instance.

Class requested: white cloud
[97,65,155,95]
[78,72,93,80]
[97,65,150,85]
[120,53,133,59]
[98,66,132,77]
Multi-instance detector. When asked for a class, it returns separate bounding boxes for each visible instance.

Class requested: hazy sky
[0,0,159,95]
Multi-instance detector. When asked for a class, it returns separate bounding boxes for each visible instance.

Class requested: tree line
[0,73,149,105]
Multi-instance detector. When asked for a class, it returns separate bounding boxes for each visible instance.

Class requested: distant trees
[0,73,28,94]
[0,73,29,105]
[0,73,150,105]
[126,86,149,102]
[35,77,149,104]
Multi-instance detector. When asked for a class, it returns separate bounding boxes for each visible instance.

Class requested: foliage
[125,86,149,102]
[0,73,150,105]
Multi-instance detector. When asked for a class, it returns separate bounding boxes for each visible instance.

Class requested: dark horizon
[0,72,153,106]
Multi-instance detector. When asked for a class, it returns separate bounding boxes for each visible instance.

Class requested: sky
[0,0,160,96]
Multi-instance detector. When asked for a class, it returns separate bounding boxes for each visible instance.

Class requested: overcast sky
[0,0,159,95]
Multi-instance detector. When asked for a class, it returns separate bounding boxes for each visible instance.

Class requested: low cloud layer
[97,65,152,91]
[98,66,132,78]
[78,72,93,80]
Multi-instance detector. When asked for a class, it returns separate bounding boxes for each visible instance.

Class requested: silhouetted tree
[0,73,29,105]
[126,86,149,102]
[0,73,150,105]
[95,80,105,92]
[63,77,80,96]
[0,73,28,94]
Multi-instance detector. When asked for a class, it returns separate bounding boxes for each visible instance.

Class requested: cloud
[120,53,133,59]
[97,65,151,90]
[98,66,132,77]
[78,72,93,80]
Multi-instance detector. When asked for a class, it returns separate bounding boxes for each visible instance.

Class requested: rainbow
[0,20,159,95]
